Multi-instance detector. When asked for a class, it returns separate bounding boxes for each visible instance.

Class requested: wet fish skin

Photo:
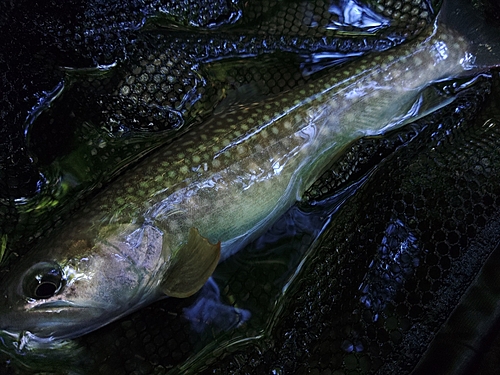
[0,18,472,344]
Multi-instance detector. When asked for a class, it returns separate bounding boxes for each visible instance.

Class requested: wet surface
[2,1,500,374]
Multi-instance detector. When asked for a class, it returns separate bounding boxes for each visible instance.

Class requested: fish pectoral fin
[161,227,221,298]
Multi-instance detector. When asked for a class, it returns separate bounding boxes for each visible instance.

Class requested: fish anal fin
[161,227,221,298]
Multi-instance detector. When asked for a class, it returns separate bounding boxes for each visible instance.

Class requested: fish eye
[22,262,64,300]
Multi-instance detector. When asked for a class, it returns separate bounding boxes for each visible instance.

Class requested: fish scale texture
[240,0,433,36]
[47,0,436,135]
[197,75,500,374]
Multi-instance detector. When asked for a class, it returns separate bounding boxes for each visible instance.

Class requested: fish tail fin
[439,0,500,70]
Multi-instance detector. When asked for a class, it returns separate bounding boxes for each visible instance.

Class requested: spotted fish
[0,0,496,348]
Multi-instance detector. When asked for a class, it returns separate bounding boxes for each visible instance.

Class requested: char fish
[0,0,497,347]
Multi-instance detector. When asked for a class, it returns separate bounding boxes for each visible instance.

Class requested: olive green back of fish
[79,24,464,226]
[238,0,436,37]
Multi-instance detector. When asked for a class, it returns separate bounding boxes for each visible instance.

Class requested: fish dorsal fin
[161,227,221,298]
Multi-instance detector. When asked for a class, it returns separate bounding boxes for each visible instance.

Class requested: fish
[0,0,497,347]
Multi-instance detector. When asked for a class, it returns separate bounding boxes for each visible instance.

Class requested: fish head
[0,222,165,343]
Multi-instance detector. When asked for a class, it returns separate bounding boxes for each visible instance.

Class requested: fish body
[0,4,483,345]
[108,24,469,261]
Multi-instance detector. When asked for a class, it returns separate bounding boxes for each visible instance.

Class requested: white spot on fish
[433,40,449,61]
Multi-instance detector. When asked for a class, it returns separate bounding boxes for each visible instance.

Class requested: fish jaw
[0,223,166,342]
[0,299,112,344]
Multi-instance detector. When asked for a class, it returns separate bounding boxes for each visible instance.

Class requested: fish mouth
[30,300,107,311]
